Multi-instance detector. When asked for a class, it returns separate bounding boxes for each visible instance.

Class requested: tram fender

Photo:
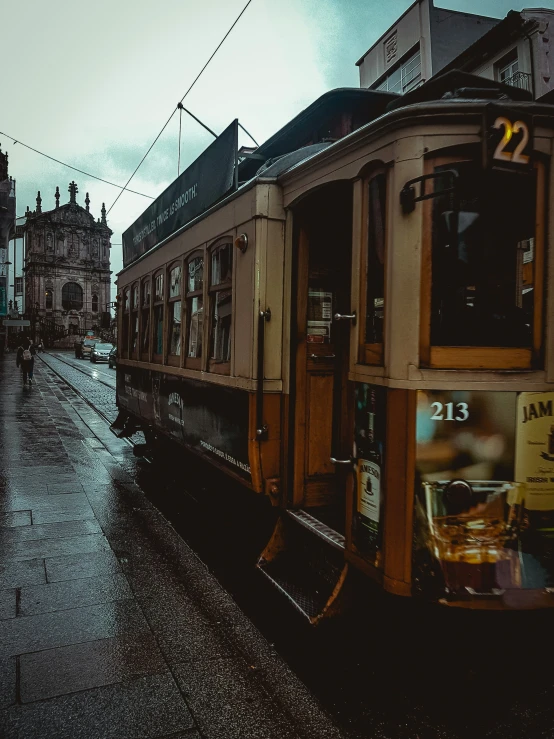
[110,410,141,439]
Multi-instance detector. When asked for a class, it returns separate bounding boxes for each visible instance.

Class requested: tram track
[45,351,116,390]
[38,351,130,443]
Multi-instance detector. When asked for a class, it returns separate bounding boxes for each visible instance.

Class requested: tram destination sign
[122,119,238,268]
[483,105,533,173]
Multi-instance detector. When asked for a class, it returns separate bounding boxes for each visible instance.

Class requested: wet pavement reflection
[0,355,337,739]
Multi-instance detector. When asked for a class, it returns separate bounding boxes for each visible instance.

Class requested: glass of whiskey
[421,480,523,595]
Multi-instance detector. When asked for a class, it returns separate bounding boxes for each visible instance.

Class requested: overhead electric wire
[0,130,154,199]
[106,0,254,217]
[178,105,183,176]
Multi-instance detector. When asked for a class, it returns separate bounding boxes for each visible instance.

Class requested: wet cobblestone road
[39,353,117,423]
[33,352,554,739]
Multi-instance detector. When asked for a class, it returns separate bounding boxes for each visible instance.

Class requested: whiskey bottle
[354,390,382,556]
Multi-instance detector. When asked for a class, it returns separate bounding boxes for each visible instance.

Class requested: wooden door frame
[289,207,354,512]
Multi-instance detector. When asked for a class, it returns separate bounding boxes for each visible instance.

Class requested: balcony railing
[502,71,532,92]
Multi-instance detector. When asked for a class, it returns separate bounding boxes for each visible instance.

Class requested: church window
[45,290,53,310]
[92,294,99,313]
[62,282,83,310]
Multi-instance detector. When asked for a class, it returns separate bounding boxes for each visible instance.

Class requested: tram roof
[238,87,398,182]
[274,70,554,186]
[117,74,554,278]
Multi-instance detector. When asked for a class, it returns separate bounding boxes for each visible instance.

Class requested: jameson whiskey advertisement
[515,392,554,509]
[414,389,554,608]
[353,384,386,564]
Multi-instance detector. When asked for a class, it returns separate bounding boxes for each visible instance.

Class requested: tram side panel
[114,187,288,493]
[117,366,252,482]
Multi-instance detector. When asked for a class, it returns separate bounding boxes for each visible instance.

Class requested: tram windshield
[431,161,537,347]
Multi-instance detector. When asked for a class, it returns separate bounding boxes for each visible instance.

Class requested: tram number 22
[430,402,469,422]
[493,117,530,165]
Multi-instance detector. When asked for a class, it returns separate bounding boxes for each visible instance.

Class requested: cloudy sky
[3,0,554,305]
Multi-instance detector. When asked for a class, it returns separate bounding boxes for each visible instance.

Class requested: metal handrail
[502,71,532,92]
[256,308,271,441]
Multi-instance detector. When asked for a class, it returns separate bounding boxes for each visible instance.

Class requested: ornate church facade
[24,182,112,340]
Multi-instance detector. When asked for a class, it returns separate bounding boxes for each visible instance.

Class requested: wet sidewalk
[0,356,343,739]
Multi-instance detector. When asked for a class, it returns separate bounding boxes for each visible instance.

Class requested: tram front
[259,74,554,615]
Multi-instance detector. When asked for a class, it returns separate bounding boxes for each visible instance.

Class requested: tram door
[291,183,353,532]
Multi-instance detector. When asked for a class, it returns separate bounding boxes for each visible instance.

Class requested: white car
[90,343,114,363]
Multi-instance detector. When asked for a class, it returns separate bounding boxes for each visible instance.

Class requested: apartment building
[356,0,498,93]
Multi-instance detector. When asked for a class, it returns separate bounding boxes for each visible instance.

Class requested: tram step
[257,509,348,625]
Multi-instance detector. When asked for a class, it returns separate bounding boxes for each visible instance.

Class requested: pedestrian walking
[16,337,36,386]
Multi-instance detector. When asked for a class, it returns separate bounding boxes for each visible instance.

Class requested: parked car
[76,337,100,359]
[108,346,117,369]
[90,342,114,363]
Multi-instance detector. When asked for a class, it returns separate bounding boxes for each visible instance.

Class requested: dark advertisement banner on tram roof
[122,119,238,268]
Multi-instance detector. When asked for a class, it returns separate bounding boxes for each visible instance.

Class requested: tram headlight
[234,233,248,253]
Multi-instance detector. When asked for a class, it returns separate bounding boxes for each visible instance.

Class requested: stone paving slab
[0,657,16,710]
[47,483,86,494]
[0,599,150,658]
[19,573,133,617]
[0,559,47,590]
[0,673,195,739]
[2,533,111,562]
[0,492,94,518]
[0,511,32,528]
[0,589,16,619]
[0,518,102,544]
[44,549,121,582]
[19,631,169,703]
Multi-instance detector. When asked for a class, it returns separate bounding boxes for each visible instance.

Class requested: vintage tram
[114,71,554,619]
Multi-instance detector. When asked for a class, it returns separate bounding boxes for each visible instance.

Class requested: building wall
[522,10,554,99]
[358,0,433,90]
[430,7,499,76]
[470,38,531,82]
[450,11,554,100]
[0,153,15,322]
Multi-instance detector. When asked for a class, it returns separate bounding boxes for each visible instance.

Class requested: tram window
[168,264,182,359]
[154,273,164,301]
[209,243,233,371]
[431,161,538,349]
[122,288,130,357]
[365,173,387,348]
[152,272,164,359]
[153,305,164,356]
[131,283,139,354]
[142,280,151,307]
[131,313,139,353]
[186,254,204,364]
[141,279,151,358]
